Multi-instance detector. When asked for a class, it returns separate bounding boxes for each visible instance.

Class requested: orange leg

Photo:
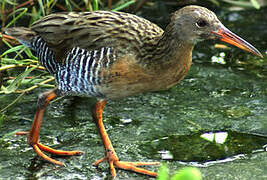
[16,88,83,166]
[92,100,159,178]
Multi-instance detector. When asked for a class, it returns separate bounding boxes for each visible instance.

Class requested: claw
[93,153,159,177]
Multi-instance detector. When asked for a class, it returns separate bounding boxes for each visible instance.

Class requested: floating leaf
[171,167,202,180]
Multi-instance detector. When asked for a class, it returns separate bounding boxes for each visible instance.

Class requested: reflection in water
[201,131,228,144]
[211,52,226,64]
[141,131,267,166]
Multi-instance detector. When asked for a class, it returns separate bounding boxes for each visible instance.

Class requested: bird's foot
[93,149,159,177]
[16,131,83,166]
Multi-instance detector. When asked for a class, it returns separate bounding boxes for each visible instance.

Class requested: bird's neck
[142,25,194,73]
[135,23,194,89]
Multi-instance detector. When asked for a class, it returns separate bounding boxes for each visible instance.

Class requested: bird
[5,5,262,178]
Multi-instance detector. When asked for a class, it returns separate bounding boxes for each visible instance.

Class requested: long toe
[37,142,83,156]
[114,160,158,177]
[31,142,83,166]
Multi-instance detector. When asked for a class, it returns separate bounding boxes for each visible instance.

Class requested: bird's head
[170,5,262,57]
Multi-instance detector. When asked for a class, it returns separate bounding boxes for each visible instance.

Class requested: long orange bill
[213,25,263,58]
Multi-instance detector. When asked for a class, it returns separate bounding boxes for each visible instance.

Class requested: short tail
[5,27,36,48]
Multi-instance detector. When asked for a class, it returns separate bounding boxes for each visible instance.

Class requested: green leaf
[156,164,169,180]
[171,167,202,180]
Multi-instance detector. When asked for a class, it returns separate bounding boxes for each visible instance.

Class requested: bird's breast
[97,47,193,99]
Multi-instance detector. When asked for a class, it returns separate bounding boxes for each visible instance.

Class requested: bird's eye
[196,19,207,28]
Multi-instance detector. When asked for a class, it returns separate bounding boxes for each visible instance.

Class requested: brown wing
[31,11,163,62]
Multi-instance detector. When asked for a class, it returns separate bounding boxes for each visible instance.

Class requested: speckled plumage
[30,11,163,62]
[6,9,195,99]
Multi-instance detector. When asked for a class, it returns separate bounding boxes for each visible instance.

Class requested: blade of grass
[1,58,33,65]
[221,0,253,8]
[15,76,54,93]
[69,0,83,11]
[3,0,17,6]
[0,45,25,57]
[24,47,37,60]
[5,66,36,93]
[92,0,99,11]
[29,6,42,23]
[47,0,58,9]
[37,0,45,16]
[5,8,28,28]
[0,92,25,113]
[65,0,73,11]
[112,0,135,11]
[0,114,4,126]
[208,0,220,6]
[14,46,30,60]
[2,42,37,62]
[0,64,45,71]
[250,0,260,9]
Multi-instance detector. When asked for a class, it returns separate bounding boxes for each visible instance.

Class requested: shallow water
[0,5,266,180]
